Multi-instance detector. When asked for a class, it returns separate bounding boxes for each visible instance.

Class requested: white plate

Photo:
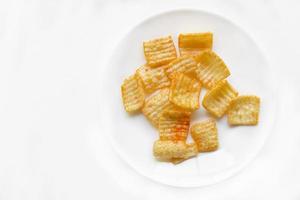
[100,9,277,187]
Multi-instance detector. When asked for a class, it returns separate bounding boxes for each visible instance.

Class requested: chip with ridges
[143,36,177,67]
[202,80,238,117]
[136,64,170,93]
[159,108,191,141]
[121,74,145,113]
[194,50,230,89]
[142,88,175,128]
[178,32,213,56]
[153,140,198,163]
[191,119,219,152]
[169,73,201,111]
[227,95,260,125]
[165,56,198,78]
[171,143,198,164]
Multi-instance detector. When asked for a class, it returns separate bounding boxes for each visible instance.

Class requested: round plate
[100,9,277,187]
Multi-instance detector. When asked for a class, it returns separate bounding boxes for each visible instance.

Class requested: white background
[0,0,299,199]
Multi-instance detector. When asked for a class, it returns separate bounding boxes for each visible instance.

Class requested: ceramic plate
[100,9,277,187]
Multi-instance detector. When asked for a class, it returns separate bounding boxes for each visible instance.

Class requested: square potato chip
[178,32,213,56]
[136,64,170,93]
[194,50,230,89]
[191,119,218,152]
[153,140,198,163]
[121,74,145,113]
[165,56,198,79]
[143,36,177,67]
[159,108,191,142]
[169,73,202,111]
[142,88,175,128]
[202,80,238,117]
[227,95,260,125]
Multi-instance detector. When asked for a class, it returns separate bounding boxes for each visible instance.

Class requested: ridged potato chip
[227,95,260,125]
[143,36,177,67]
[194,50,230,89]
[142,88,175,128]
[153,140,198,162]
[121,74,145,113]
[169,73,201,111]
[165,56,198,78]
[136,65,170,93]
[191,119,219,152]
[159,108,191,141]
[202,80,238,117]
[178,32,213,56]
[171,143,198,164]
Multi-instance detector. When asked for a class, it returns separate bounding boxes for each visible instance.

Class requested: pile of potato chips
[121,33,260,164]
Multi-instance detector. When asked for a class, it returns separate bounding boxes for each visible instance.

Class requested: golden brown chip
[153,140,198,162]
[171,143,198,164]
[191,119,219,152]
[194,50,230,89]
[142,88,175,128]
[143,36,177,67]
[136,64,170,93]
[121,74,145,113]
[178,32,213,56]
[227,95,260,125]
[159,108,191,142]
[165,56,198,78]
[169,73,201,111]
[202,80,238,117]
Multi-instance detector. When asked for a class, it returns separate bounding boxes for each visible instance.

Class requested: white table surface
[0,0,299,199]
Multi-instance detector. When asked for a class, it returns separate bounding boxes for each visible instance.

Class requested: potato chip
[202,80,238,117]
[136,64,170,93]
[191,119,219,152]
[121,74,145,113]
[153,140,198,162]
[169,73,201,111]
[142,88,175,128]
[194,50,230,89]
[165,56,198,78]
[171,143,198,164]
[159,108,191,141]
[178,32,213,56]
[143,36,177,67]
[227,95,260,125]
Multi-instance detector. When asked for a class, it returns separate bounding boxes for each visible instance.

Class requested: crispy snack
[136,64,170,93]
[165,56,198,78]
[171,143,198,164]
[194,50,230,89]
[159,108,191,141]
[153,140,198,163]
[143,36,177,67]
[227,95,260,125]
[202,80,238,117]
[142,88,175,128]
[121,74,145,113]
[178,32,213,56]
[169,73,201,111]
[191,119,219,152]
